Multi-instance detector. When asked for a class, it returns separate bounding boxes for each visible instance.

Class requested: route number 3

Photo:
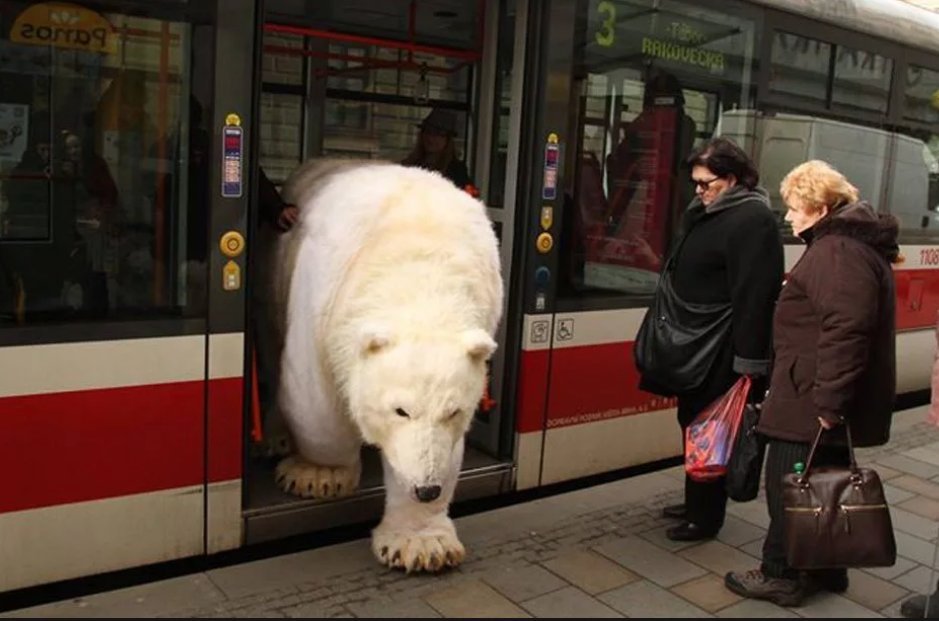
[595,0,616,47]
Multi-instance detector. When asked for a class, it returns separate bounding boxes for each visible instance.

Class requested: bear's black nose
[415,485,442,502]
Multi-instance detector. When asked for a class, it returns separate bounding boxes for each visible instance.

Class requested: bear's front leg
[275,355,363,499]
[371,439,465,573]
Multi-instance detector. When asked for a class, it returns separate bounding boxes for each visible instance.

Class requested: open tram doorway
[242,0,521,542]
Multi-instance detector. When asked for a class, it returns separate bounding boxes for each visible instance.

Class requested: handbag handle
[801,421,858,481]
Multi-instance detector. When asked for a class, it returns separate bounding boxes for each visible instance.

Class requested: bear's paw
[275,455,361,499]
[372,520,465,573]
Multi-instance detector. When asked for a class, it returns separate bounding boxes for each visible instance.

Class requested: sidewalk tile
[670,574,743,612]
[739,538,764,559]
[890,507,939,541]
[347,598,441,618]
[894,564,939,594]
[521,586,623,618]
[862,556,919,581]
[877,455,939,479]
[716,599,798,617]
[890,475,939,501]
[716,515,766,547]
[726,501,771,529]
[679,541,760,576]
[899,496,939,521]
[894,531,939,566]
[884,483,917,505]
[905,447,939,468]
[423,578,530,618]
[842,569,908,611]
[481,564,568,602]
[598,580,712,617]
[792,592,883,618]
[0,574,226,619]
[541,550,639,595]
[593,537,708,587]
[639,525,701,552]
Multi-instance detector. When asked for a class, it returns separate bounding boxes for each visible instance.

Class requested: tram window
[562,0,756,299]
[904,65,939,125]
[831,47,892,114]
[769,33,830,107]
[0,2,213,325]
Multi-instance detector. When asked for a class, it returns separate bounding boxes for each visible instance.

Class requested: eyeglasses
[692,176,720,191]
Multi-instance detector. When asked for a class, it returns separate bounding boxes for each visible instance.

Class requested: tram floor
[244,443,505,511]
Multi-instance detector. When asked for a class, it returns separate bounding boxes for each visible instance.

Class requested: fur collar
[812,201,900,263]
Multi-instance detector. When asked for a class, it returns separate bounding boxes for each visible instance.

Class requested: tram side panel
[0,335,243,592]
[516,245,939,489]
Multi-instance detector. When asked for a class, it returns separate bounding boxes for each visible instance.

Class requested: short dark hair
[686,137,759,189]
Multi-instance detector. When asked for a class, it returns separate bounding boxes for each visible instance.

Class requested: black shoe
[666,521,718,542]
[661,503,687,520]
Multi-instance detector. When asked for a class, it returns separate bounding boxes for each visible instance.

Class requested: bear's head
[346,323,497,503]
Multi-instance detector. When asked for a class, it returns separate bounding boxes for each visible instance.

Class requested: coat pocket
[789,355,816,396]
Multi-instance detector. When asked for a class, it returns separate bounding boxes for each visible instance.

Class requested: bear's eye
[449,409,462,420]
[395,408,410,418]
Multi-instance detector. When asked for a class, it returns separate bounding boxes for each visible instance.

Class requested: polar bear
[268,159,503,573]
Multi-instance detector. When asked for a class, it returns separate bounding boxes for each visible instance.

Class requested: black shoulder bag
[633,220,733,394]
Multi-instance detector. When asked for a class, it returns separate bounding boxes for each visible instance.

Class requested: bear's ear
[359,323,394,355]
[462,328,497,362]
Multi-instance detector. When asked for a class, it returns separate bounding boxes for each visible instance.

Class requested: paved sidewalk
[6,406,939,618]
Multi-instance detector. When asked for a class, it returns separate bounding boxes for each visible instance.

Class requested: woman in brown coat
[725,160,900,607]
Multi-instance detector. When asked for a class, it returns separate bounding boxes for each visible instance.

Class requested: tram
[1,0,938,593]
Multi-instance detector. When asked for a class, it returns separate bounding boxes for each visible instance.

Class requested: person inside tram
[603,69,697,271]
[402,107,475,193]
[3,123,52,237]
[638,137,784,543]
[258,166,298,232]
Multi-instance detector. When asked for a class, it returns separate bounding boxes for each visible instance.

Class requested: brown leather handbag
[782,424,897,569]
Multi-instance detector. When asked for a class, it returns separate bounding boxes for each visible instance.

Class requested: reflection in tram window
[0,1,214,324]
[561,0,756,298]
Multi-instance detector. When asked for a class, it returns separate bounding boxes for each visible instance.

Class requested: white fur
[270,159,503,572]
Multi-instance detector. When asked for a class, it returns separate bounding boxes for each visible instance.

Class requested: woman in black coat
[639,138,784,542]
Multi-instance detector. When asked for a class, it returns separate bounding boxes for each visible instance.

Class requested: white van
[718,109,939,235]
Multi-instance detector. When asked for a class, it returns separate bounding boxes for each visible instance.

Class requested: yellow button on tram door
[536,232,554,254]
[220,231,246,258]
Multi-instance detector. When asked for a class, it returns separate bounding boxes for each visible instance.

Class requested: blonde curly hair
[780,160,859,214]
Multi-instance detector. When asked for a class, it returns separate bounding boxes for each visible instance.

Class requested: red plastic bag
[685,376,751,482]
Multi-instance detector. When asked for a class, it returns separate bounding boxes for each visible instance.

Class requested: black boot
[901,582,939,618]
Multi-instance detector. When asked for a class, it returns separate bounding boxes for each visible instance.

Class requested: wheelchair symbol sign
[557,319,574,341]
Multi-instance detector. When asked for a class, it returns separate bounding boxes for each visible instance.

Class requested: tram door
[0,0,257,592]
[242,0,519,542]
